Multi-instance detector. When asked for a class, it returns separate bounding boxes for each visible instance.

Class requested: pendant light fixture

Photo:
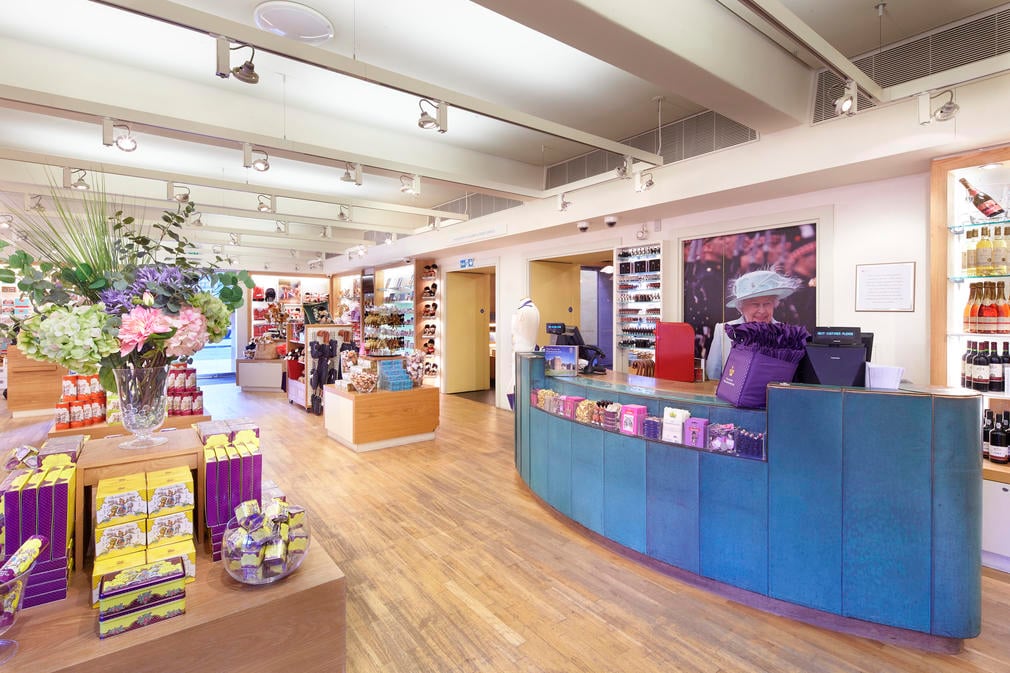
[399,174,421,196]
[417,98,447,133]
[63,167,90,190]
[216,37,260,84]
[243,143,270,171]
[169,182,191,203]
[340,162,362,186]
[257,194,275,213]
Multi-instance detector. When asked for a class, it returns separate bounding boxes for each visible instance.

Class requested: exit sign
[459,257,475,269]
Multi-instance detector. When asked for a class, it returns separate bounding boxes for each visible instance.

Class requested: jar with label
[89,374,102,395]
[90,394,104,424]
[179,393,193,416]
[62,375,78,401]
[69,400,86,428]
[185,368,197,391]
[76,375,91,399]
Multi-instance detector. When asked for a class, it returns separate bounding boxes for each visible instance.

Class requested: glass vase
[113,366,170,449]
[0,561,35,665]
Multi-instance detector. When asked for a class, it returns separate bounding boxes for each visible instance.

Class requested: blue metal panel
[618,392,660,417]
[546,415,573,516]
[699,452,768,594]
[646,442,700,572]
[709,405,767,436]
[842,391,932,632]
[604,433,647,552]
[529,409,550,496]
[767,386,843,613]
[571,424,605,534]
[931,395,982,638]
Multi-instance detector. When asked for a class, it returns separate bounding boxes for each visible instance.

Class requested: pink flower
[166,306,209,358]
[119,306,175,357]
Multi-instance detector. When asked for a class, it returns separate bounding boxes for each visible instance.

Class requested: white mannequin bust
[511,297,540,353]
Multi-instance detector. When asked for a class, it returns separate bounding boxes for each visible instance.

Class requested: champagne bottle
[974,341,991,392]
[994,225,1009,275]
[977,226,994,276]
[991,341,1005,392]
[979,282,998,333]
[959,177,1007,219]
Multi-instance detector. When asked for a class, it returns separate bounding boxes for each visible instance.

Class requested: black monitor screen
[556,326,585,347]
[861,332,874,362]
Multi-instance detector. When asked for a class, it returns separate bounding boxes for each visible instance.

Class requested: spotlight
[340,162,362,186]
[169,183,191,203]
[25,195,44,212]
[212,244,223,254]
[600,265,614,275]
[834,79,857,117]
[63,167,90,191]
[636,224,649,241]
[243,143,270,171]
[417,98,447,133]
[264,262,270,270]
[275,221,287,233]
[932,90,959,122]
[558,193,571,212]
[189,211,204,226]
[337,205,351,221]
[0,214,12,229]
[634,172,654,192]
[103,118,137,152]
[229,43,259,84]
[616,155,633,179]
[257,194,274,213]
[400,174,421,196]
[319,226,330,238]
[384,234,394,245]
[228,233,240,245]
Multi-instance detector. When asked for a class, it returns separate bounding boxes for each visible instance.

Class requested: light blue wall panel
[571,424,605,534]
[546,415,573,516]
[646,442,700,572]
[604,433,647,552]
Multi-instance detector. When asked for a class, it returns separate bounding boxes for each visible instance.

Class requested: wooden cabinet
[5,344,67,416]
[983,478,1010,571]
[322,384,439,452]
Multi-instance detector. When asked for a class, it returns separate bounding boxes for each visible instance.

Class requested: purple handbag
[716,345,801,409]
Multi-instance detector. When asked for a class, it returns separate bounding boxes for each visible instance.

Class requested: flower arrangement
[0,184,253,391]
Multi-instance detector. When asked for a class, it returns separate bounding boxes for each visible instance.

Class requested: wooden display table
[5,345,67,418]
[323,384,439,452]
[13,549,346,673]
[74,429,205,569]
[48,414,211,440]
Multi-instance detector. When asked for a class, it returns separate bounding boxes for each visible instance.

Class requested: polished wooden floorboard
[3,384,1010,672]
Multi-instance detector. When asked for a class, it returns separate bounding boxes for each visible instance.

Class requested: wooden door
[530,261,581,346]
[445,271,491,393]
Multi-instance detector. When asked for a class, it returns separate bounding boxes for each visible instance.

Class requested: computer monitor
[549,323,607,373]
[555,326,585,347]
[794,327,872,387]
[861,332,874,362]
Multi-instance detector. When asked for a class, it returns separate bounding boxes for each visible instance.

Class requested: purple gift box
[684,418,709,448]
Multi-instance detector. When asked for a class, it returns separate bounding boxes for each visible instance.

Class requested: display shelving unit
[418,261,439,382]
[614,242,665,373]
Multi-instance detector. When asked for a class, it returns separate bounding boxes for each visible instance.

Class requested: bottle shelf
[948,216,1010,233]
[950,274,1010,282]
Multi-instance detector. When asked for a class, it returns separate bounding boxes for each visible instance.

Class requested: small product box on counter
[148,539,196,582]
[95,473,147,527]
[146,466,194,518]
[684,418,710,449]
[98,556,186,619]
[92,550,146,607]
[98,594,186,639]
[620,404,648,436]
[146,509,193,548]
[94,519,148,560]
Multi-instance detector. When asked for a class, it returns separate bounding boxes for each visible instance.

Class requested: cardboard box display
[225,445,242,516]
[19,469,48,551]
[37,468,60,562]
[94,519,147,560]
[1,470,31,556]
[91,550,146,606]
[146,466,194,518]
[146,509,193,548]
[235,444,253,504]
[147,539,196,582]
[684,418,710,449]
[98,556,186,618]
[95,473,147,527]
[662,420,685,444]
[23,586,69,609]
[39,434,87,463]
[98,595,186,638]
[204,447,219,527]
[55,465,76,561]
[213,447,230,526]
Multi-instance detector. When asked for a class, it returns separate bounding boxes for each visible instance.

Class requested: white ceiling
[0,0,1005,270]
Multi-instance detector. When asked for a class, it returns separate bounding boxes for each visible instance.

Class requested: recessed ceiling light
[254,1,334,45]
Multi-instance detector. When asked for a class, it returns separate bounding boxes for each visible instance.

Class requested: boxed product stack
[53,373,106,431]
[195,419,263,561]
[91,467,196,607]
[376,358,412,391]
[97,555,187,638]
[167,362,205,417]
[0,461,77,607]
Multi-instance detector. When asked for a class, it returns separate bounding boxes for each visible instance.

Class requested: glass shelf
[949,274,1010,282]
[948,216,1010,233]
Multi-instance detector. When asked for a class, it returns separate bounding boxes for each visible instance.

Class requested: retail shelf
[948,216,1010,233]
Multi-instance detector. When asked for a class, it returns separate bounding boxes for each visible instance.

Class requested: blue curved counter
[513,353,981,644]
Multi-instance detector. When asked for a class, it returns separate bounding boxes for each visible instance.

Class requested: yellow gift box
[147,539,196,583]
[145,466,194,518]
[146,510,193,548]
[91,550,145,607]
[95,473,147,527]
[95,519,147,560]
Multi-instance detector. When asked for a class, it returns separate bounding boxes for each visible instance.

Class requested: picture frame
[855,261,916,312]
[544,345,579,377]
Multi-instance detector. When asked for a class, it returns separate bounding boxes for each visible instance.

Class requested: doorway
[530,251,614,367]
[444,267,497,400]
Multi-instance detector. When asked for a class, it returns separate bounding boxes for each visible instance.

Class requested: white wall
[443,172,931,408]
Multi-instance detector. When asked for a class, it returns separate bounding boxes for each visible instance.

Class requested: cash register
[794,326,874,387]
[545,322,607,374]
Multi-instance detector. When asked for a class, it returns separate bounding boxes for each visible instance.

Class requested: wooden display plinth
[13,549,346,673]
[323,384,439,452]
[47,414,211,439]
[5,345,67,417]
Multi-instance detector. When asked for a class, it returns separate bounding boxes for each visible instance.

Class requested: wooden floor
[4,386,1010,672]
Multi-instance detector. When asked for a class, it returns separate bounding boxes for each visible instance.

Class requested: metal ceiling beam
[90,0,663,167]
[0,148,430,232]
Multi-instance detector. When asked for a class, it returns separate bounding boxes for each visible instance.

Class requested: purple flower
[99,288,135,315]
[130,266,183,295]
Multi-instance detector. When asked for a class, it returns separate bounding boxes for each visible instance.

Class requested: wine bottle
[991,412,1009,464]
[991,341,1005,392]
[998,281,1010,334]
[965,229,977,275]
[983,408,995,459]
[994,226,1009,275]
[1002,342,1010,392]
[969,283,982,333]
[974,341,991,392]
[977,226,994,276]
[959,177,1007,219]
[961,340,972,387]
[979,282,998,334]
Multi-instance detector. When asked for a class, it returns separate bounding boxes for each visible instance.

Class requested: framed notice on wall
[855,262,916,312]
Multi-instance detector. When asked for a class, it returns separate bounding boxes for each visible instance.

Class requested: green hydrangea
[189,292,231,343]
[18,304,119,374]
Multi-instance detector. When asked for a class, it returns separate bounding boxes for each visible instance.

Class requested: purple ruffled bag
[715,323,810,409]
